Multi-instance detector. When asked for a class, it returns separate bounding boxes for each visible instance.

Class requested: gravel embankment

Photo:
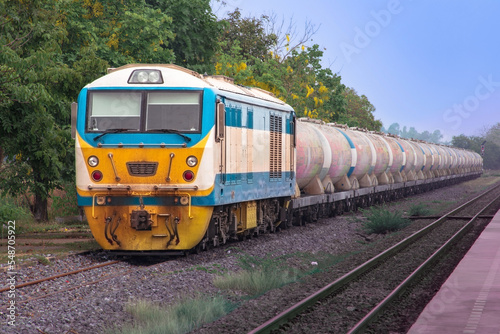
[0,175,498,334]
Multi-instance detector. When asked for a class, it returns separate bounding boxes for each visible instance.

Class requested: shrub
[0,195,33,225]
[408,202,432,216]
[362,206,410,234]
[49,181,80,218]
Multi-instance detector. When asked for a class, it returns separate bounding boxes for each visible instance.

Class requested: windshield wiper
[93,128,135,141]
[148,129,192,142]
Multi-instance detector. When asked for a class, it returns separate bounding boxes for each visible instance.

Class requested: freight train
[71,64,483,253]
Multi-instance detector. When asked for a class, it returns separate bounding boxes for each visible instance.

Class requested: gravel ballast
[1,175,498,334]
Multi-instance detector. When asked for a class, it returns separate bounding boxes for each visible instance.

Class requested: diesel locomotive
[71,64,482,253]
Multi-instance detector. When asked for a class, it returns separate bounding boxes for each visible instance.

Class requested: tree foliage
[60,0,176,67]
[214,10,348,124]
[0,0,77,221]
[218,9,277,64]
[452,123,500,170]
[0,0,222,221]
[146,0,221,72]
[382,122,444,144]
[341,87,382,131]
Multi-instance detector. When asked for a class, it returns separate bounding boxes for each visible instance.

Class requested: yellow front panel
[85,204,213,251]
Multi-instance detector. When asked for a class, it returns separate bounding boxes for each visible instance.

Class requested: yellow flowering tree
[341,87,382,130]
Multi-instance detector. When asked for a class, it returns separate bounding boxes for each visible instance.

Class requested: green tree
[0,0,76,221]
[60,0,175,68]
[341,87,382,131]
[1,0,191,221]
[387,123,400,135]
[482,123,500,169]
[217,9,277,65]
[146,0,221,72]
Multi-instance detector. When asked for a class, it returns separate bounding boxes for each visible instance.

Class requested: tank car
[72,64,483,253]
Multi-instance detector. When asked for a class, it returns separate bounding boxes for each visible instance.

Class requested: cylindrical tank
[448,146,459,170]
[339,128,373,180]
[295,121,327,188]
[397,138,416,174]
[408,141,425,173]
[319,125,352,183]
[427,143,440,173]
[364,132,390,177]
[383,135,405,174]
[295,118,481,193]
[415,141,433,172]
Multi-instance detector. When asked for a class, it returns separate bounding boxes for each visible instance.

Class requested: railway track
[0,254,173,309]
[249,183,500,333]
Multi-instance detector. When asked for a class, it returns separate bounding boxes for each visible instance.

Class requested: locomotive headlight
[186,156,198,167]
[148,71,161,83]
[179,196,189,205]
[128,69,164,84]
[88,156,99,167]
[136,71,149,83]
[96,196,106,205]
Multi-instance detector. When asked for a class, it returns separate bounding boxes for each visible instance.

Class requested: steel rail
[346,192,500,333]
[248,183,500,334]
[0,260,120,293]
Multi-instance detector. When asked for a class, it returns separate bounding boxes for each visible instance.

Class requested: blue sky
[214,0,500,141]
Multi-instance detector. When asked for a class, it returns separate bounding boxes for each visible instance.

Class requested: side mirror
[216,102,225,142]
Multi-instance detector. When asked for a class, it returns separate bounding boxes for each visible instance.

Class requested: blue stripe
[334,128,355,177]
[396,141,404,153]
[395,141,405,172]
[224,99,293,133]
[334,128,355,149]
[347,166,355,177]
[78,171,296,207]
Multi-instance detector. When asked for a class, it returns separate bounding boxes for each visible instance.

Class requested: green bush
[49,181,80,218]
[0,195,32,224]
[408,202,432,216]
[362,206,410,234]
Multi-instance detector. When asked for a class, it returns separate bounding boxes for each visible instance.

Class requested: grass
[213,253,301,297]
[118,295,235,334]
[361,206,410,234]
[0,189,87,235]
[0,180,83,233]
[408,202,433,216]
[0,195,33,227]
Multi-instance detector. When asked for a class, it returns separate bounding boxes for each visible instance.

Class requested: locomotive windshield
[86,90,202,133]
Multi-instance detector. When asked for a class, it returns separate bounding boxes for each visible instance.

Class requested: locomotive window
[87,92,141,131]
[86,90,202,134]
[145,91,201,133]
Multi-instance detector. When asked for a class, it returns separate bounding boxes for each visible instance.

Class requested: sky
[213,0,500,142]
